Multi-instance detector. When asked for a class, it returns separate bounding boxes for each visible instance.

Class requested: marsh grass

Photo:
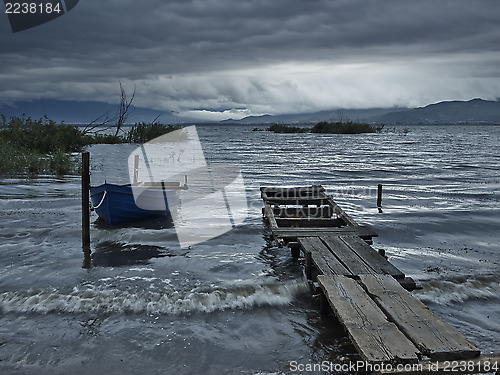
[0,116,81,175]
[267,121,384,134]
[1,115,86,153]
[0,140,77,175]
[0,116,185,175]
[312,121,382,134]
[266,124,310,133]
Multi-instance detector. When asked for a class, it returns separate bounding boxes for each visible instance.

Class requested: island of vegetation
[0,115,182,176]
[265,121,384,134]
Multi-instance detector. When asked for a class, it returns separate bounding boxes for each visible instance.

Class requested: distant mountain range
[1,98,499,125]
[228,98,500,125]
[374,98,500,124]
[222,107,398,124]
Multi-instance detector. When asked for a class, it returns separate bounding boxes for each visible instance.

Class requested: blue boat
[90,182,182,225]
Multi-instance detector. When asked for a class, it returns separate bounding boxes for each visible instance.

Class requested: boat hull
[90,183,179,226]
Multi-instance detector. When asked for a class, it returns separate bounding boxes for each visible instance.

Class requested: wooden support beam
[305,251,313,280]
[398,277,417,292]
[288,241,301,258]
[319,289,330,316]
[272,226,377,240]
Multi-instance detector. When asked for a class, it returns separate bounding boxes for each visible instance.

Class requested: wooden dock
[261,186,499,374]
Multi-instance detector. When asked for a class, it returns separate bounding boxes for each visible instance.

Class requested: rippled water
[1,124,499,374]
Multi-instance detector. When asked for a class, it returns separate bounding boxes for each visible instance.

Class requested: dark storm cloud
[1,0,499,118]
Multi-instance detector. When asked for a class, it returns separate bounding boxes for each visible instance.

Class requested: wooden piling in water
[377,184,383,208]
[81,151,90,251]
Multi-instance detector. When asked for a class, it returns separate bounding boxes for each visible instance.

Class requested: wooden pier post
[81,151,91,267]
[319,290,329,316]
[305,251,312,280]
[377,184,383,213]
[289,241,300,259]
[377,184,383,207]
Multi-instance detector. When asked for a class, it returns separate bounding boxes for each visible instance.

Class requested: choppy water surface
[1,124,499,374]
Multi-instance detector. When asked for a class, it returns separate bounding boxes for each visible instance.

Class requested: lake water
[1,124,499,374]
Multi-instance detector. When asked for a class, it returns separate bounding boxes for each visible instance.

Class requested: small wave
[413,277,500,305]
[0,281,308,315]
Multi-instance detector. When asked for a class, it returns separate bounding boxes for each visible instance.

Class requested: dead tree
[81,82,135,136]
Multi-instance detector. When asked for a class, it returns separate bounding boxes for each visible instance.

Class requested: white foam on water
[0,280,308,315]
[413,277,500,305]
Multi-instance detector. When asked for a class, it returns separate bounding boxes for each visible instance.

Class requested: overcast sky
[1,0,499,120]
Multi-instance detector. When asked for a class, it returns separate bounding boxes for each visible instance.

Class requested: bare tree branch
[115,82,136,136]
[81,82,136,136]
[81,111,114,135]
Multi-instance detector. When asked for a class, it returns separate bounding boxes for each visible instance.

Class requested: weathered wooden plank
[333,235,405,279]
[358,275,480,360]
[298,237,351,276]
[377,353,500,375]
[260,185,325,196]
[275,217,344,228]
[262,197,327,205]
[273,206,334,218]
[261,191,326,202]
[260,185,325,191]
[320,235,377,276]
[317,275,420,364]
[272,226,378,239]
